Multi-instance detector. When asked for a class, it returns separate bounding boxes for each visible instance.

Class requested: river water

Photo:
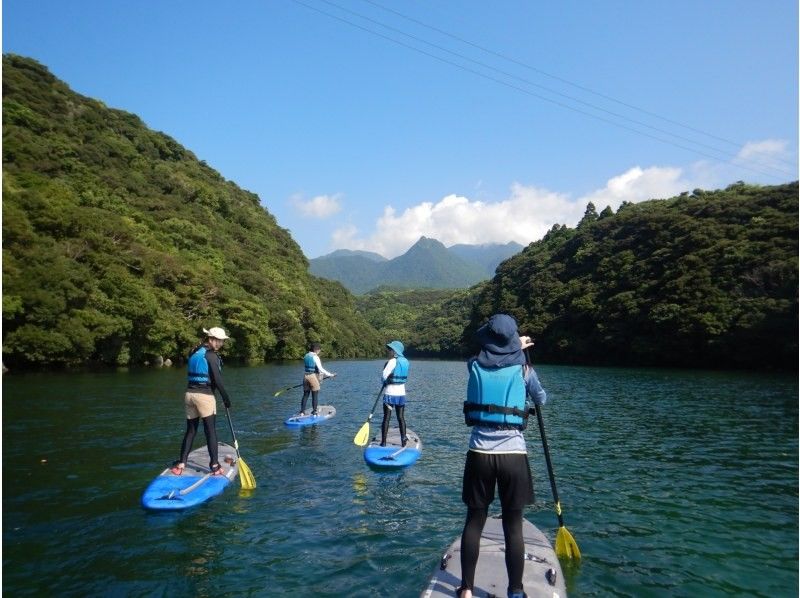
[2,360,797,597]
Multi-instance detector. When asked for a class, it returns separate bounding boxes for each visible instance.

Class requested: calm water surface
[3,361,797,597]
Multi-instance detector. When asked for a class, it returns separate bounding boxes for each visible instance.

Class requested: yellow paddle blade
[238,457,257,490]
[555,526,581,560]
[353,421,370,447]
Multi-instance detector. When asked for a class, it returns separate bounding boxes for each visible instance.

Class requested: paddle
[223,406,256,490]
[273,374,335,397]
[353,387,385,447]
[525,348,581,560]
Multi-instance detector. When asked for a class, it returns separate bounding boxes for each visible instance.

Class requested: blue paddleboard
[364,427,422,469]
[141,442,238,511]
[284,405,336,428]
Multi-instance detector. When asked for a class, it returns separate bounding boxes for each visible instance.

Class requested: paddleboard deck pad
[363,427,422,468]
[141,442,238,511]
[284,405,336,427]
[421,516,567,598]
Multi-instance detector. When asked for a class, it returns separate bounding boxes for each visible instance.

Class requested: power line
[359,0,774,156]
[319,0,794,178]
[289,0,795,180]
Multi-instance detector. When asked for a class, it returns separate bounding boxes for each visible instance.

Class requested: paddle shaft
[274,375,334,396]
[353,387,386,446]
[524,348,566,528]
[367,386,385,421]
[223,406,241,457]
[534,405,566,528]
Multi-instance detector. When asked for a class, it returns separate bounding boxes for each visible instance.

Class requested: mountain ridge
[309,237,522,293]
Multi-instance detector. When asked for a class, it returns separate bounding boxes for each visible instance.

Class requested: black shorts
[461,451,534,510]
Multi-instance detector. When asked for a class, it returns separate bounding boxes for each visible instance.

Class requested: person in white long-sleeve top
[380,340,410,446]
[300,342,335,416]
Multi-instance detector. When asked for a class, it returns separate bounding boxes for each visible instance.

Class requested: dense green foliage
[3,55,795,372]
[466,183,798,369]
[356,287,476,356]
[2,54,382,368]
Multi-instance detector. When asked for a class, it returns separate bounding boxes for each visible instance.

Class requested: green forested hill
[356,287,476,356]
[466,183,798,369]
[3,55,796,372]
[2,54,382,367]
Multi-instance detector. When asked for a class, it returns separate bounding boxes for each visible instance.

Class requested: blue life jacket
[188,346,211,385]
[386,356,409,384]
[304,352,318,374]
[463,361,530,429]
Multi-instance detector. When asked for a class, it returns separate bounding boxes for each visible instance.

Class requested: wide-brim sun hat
[203,326,230,340]
[475,314,527,367]
[386,340,405,356]
[476,314,520,353]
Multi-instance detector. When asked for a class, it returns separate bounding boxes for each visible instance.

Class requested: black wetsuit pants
[300,390,319,414]
[460,507,525,594]
[381,404,407,445]
[178,415,220,468]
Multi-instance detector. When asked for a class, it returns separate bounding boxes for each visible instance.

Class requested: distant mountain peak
[310,237,523,294]
[317,249,387,262]
[408,236,448,251]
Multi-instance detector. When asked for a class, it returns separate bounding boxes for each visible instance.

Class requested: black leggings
[300,390,319,413]
[381,404,406,444]
[178,415,219,468]
[460,507,525,594]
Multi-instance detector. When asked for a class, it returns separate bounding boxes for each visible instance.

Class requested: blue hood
[475,314,526,368]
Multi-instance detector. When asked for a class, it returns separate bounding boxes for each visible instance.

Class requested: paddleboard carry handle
[546,567,557,586]
[439,552,451,570]
[159,472,212,500]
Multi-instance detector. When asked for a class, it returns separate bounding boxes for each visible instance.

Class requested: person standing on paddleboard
[458,314,546,598]
[380,340,410,447]
[170,326,233,477]
[300,342,335,416]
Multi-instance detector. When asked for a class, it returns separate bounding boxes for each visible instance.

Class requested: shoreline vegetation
[3,54,797,372]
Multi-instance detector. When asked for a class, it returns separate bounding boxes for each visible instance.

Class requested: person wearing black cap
[457,314,547,598]
[170,326,233,477]
[380,340,410,447]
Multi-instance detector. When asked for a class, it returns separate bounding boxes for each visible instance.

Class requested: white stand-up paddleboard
[421,516,567,598]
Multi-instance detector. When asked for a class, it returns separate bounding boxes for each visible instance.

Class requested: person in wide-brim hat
[380,340,411,446]
[457,314,545,598]
[170,325,233,478]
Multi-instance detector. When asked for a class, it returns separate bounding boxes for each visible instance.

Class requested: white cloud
[330,187,579,258]
[289,193,342,218]
[735,139,793,174]
[737,138,789,161]
[327,141,795,258]
[579,165,689,210]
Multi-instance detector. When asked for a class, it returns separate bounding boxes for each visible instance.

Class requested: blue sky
[3,0,797,258]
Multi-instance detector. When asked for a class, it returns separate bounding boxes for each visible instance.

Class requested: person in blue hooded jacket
[456,314,546,598]
[380,340,410,447]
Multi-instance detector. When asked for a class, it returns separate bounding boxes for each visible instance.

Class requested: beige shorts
[184,390,217,419]
[303,373,321,391]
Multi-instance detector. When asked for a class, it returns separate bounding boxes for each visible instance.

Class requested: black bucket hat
[475,314,527,367]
